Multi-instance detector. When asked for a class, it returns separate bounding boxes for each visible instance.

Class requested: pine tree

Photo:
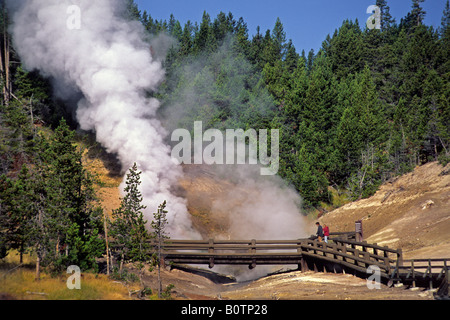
[7,165,34,263]
[233,17,250,56]
[441,0,450,35]
[306,49,315,73]
[291,141,330,207]
[0,2,11,105]
[272,17,287,61]
[411,0,426,27]
[19,119,105,278]
[125,0,141,21]
[129,200,152,295]
[110,163,148,271]
[328,20,365,80]
[151,201,169,299]
[194,11,215,54]
[0,174,14,259]
[170,19,183,41]
[376,0,396,31]
[248,26,265,69]
[179,21,194,56]
[333,66,386,184]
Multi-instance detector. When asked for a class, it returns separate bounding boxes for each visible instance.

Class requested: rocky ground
[139,264,437,300]
[320,161,450,260]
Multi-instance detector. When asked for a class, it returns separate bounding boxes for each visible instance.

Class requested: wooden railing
[390,258,450,290]
[162,239,306,269]
[159,238,403,277]
[109,236,448,296]
[329,231,356,240]
[299,238,401,276]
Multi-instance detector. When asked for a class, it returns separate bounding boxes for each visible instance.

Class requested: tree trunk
[1,4,10,105]
[158,234,162,299]
[35,202,44,281]
[35,250,41,281]
[120,252,124,272]
[4,24,9,104]
[19,242,23,264]
[103,211,110,275]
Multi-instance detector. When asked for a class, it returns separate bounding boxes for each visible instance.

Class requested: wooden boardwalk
[156,234,449,298]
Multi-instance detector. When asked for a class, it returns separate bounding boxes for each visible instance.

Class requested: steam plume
[6,0,200,239]
[161,37,309,241]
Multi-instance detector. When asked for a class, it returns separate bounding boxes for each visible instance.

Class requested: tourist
[323,224,329,243]
[315,222,324,242]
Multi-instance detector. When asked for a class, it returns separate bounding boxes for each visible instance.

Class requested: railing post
[446,260,449,282]
[353,249,360,267]
[312,240,318,255]
[297,243,302,271]
[384,256,391,275]
[208,239,214,269]
[251,239,256,253]
[363,251,370,269]
[355,220,363,242]
[373,243,378,256]
[300,242,309,272]
[302,257,309,272]
[330,243,337,260]
[427,259,433,290]
[397,248,403,267]
[249,239,256,269]
[362,241,367,252]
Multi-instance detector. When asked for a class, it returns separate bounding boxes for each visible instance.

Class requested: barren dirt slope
[320,162,450,259]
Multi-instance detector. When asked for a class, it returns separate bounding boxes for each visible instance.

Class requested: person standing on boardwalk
[315,222,324,242]
[323,224,330,243]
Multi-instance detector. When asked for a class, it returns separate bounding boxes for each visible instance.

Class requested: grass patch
[0,252,139,300]
[0,266,136,300]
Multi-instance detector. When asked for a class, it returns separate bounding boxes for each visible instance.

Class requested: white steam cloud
[6,0,310,256]
[210,163,307,240]
[6,0,201,239]
[162,37,309,242]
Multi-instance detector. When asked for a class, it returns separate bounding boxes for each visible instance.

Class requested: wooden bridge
[157,233,449,298]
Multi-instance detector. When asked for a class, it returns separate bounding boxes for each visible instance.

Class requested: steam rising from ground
[209,164,307,240]
[162,37,308,241]
[7,1,309,254]
[6,0,200,239]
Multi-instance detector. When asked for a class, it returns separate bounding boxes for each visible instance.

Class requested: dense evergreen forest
[144,0,450,207]
[0,0,449,275]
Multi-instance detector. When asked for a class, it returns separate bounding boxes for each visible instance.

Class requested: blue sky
[133,0,447,53]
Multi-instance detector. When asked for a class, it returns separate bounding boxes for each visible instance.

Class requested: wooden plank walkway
[110,231,448,298]
[161,237,401,275]
[156,236,448,298]
[389,258,449,296]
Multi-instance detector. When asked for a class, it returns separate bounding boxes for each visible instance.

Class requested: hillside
[320,161,450,259]
[82,144,123,218]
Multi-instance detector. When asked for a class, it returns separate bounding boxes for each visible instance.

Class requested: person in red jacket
[323,224,330,243]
